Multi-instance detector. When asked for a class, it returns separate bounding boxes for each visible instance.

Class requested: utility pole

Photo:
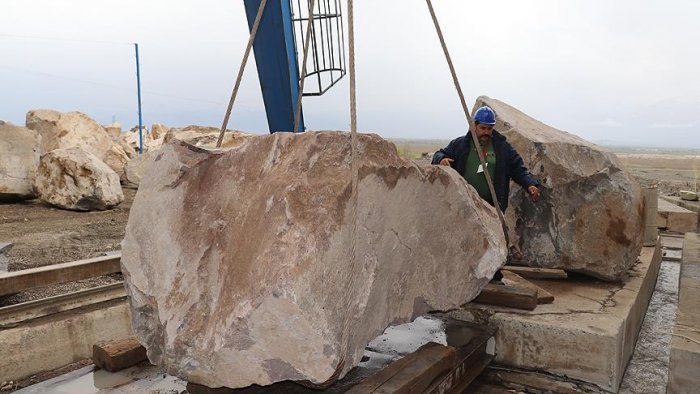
[134,43,144,155]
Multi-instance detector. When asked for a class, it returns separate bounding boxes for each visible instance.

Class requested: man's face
[475,123,494,144]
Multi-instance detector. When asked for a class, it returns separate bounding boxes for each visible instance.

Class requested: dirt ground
[0,188,136,306]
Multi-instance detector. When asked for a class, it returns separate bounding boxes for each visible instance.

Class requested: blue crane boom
[243,0,305,133]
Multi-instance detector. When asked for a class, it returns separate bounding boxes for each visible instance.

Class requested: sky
[1,0,699,148]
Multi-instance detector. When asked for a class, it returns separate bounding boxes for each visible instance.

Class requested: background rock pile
[0,110,251,211]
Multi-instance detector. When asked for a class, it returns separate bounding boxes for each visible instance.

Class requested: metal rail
[0,282,127,328]
[0,254,122,297]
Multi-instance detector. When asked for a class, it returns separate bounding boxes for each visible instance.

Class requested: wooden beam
[473,283,537,310]
[501,270,554,304]
[501,266,568,280]
[0,254,121,297]
[347,342,455,394]
[93,337,148,372]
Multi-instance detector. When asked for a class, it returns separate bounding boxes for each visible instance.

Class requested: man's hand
[528,185,540,202]
[439,158,454,167]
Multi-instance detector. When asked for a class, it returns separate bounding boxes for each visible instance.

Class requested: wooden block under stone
[473,283,538,310]
[92,337,148,372]
[501,270,555,304]
[501,266,568,280]
[347,342,456,394]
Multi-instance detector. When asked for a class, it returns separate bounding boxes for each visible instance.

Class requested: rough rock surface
[34,147,124,211]
[25,109,130,176]
[122,132,507,389]
[105,122,122,139]
[163,126,254,149]
[151,123,169,140]
[0,121,41,201]
[475,96,643,280]
[123,150,158,187]
[26,110,113,158]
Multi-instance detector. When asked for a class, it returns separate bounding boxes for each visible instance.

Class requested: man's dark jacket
[431,131,539,212]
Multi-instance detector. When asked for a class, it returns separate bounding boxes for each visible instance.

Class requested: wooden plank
[347,342,455,394]
[0,254,121,297]
[0,282,126,327]
[473,283,537,310]
[501,271,554,305]
[501,265,568,280]
[92,336,148,372]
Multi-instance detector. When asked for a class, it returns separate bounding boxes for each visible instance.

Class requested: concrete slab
[661,195,700,233]
[658,198,698,233]
[667,232,700,393]
[0,299,133,382]
[449,244,662,392]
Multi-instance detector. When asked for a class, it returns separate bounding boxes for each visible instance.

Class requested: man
[431,106,540,212]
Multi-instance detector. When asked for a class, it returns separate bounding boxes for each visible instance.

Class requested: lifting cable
[216,0,268,148]
[425,0,510,244]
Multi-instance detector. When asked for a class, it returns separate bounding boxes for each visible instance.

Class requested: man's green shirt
[463,139,496,205]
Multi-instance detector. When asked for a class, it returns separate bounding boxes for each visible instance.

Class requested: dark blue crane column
[243,0,305,133]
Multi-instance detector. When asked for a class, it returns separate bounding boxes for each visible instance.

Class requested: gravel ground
[0,188,136,306]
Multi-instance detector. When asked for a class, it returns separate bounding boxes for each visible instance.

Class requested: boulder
[105,122,122,140]
[475,96,644,281]
[163,125,254,149]
[26,110,113,159]
[0,121,41,201]
[151,123,169,140]
[120,129,162,153]
[123,150,158,187]
[34,147,124,211]
[121,132,507,389]
[25,110,130,177]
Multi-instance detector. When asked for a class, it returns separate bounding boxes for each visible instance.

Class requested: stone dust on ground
[0,188,135,306]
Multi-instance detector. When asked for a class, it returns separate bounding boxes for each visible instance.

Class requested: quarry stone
[34,147,123,211]
[26,110,113,159]
[121,132,507,389]
[0,122,41,201]
[123,150,158,187]
[150,123,169,140]
[475,96,644,281]
[105,122,122,139]
[163,126,254,149]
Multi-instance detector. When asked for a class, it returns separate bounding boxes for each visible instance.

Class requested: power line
[0,33,131,46]
[0,64,225,106]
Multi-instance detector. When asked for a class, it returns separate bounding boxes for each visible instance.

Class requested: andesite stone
[34,147,124,211]
[0,121,41,201]
[163,125,254,149]
[25,109,131,176]
[121,131,507,389]
[475,96,644,281]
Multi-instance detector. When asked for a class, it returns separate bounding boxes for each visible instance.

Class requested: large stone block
[475,96,644,280]
[25,109,130,177]
[163,125,254,149]
[34,147,124,211]
[121,132,507,389]
[0,121,41,201]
